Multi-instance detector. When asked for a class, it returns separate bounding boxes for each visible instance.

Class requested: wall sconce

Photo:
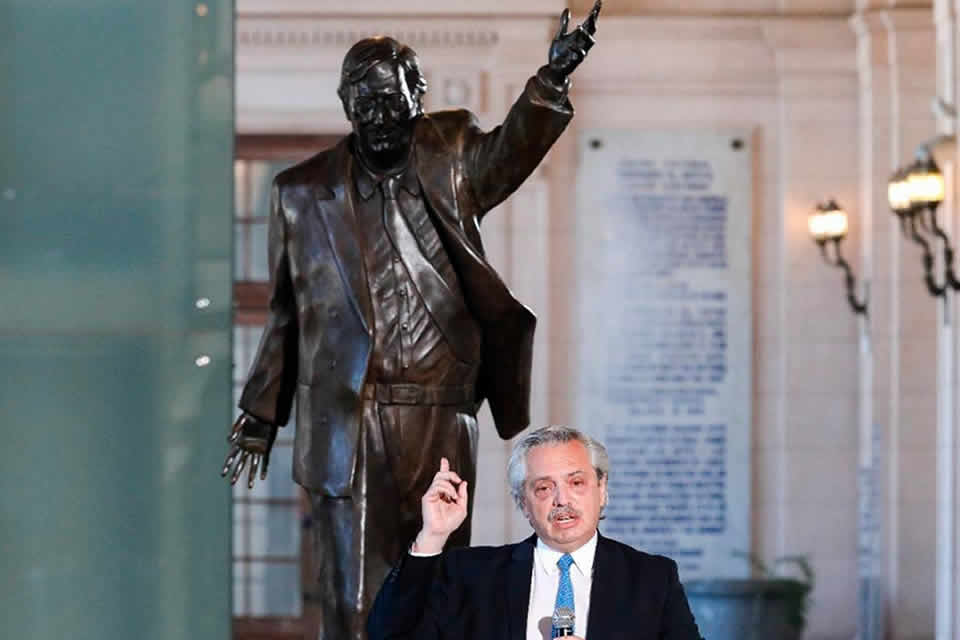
[888,167,913,236]
[890,147,957,296]
[910,151,960,291]
[809,199,868,315]
[908,150,946,210]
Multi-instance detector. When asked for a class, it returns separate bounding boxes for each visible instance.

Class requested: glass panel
[246,563,302,617]
[233,502,301,558]
[235,222,249,283]
[234,160,295,282]
[250,161,289,218]
[231,319,302,616]
[249,221,269,281]
[235,160,250,218]
[0,2,233,639]
[233,562,248,616]
[233,326,266,385]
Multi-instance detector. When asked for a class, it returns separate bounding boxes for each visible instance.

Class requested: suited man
[367,425,702,640]
[221,4,603,640]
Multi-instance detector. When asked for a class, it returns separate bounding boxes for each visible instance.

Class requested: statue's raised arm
[462,0,604,215]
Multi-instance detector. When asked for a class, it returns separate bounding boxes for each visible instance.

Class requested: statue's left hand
[548,0,602,78]
[221,414,278,490]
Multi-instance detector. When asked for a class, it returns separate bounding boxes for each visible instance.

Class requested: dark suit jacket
[237,72,573,493]
[367,533,703,640]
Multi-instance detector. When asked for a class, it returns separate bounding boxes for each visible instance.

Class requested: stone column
[852,8,939,639]
[765,19,862,638]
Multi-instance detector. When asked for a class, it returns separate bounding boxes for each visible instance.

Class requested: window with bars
[232,324,303,618]
[231,135,340,637]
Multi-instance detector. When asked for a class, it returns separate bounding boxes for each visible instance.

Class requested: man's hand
[548,0,602,78]
[414,457,469,554]
[221,414,278,490]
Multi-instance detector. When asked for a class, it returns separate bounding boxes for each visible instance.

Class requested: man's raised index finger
[437,470,463,484]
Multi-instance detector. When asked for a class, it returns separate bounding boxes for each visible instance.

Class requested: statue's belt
[362,382,473,406]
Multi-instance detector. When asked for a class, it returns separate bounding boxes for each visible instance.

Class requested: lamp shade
[888,169,913,214]
[809,200,849,242]
[907,155,945,209]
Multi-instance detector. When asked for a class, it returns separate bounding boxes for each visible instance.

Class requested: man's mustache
[548,505,581,522]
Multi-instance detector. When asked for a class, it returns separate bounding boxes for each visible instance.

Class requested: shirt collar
[535,531,598,578]
[353,148,420,201]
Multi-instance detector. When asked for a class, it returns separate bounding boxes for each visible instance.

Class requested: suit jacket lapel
[585,533,618,639]
[414,115,464,230]
[312,139,372,334]
[413,116,520,328]
[505,535,535,640]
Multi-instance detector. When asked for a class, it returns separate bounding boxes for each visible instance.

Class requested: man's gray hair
[507,425,610,513]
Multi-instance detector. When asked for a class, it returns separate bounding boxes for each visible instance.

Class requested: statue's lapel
[312,139,372,334]
[414,114,464,231]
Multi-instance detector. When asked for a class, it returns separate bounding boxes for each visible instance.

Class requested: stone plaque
[574,129,752,579]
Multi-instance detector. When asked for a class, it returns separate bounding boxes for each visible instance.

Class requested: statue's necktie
[379,177,480,362]
[552,553,575,637]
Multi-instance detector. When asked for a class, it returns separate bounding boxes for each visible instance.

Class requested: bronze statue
[222,3,602,638]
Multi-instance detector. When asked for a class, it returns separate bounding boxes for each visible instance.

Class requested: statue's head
[338,37,427,172]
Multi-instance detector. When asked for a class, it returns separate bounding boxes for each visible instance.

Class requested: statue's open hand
[415,457,468,554]
[549,0,602,78]
[221,414,278,489]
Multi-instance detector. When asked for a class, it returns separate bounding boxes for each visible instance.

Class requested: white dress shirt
[526,532,598,640]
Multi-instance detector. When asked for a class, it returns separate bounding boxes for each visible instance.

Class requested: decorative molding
[850,9,937,72]
[762,19,857,77]
[763,18,856,50]
[852,6,937,32]
[237,22,500,50]
[237,108,348,135]
[576,15,769,43]
[237,0,563,16]
[575,73,779,97]
[582,0,858,14]
[427,71,487,112]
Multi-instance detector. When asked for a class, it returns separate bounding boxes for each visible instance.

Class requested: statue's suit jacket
[366,533,703,640]
[238,74,573,494]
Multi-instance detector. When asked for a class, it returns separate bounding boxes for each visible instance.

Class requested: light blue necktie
[552,553,575,637]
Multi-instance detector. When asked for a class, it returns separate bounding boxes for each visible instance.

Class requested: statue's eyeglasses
[352,93,409,122]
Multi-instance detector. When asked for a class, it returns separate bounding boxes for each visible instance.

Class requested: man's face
[344,60,418,166]
[521,440,606,553]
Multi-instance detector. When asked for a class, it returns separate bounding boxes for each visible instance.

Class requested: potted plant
[683,553,814,640]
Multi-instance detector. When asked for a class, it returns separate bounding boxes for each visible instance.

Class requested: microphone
[551,606,575,637]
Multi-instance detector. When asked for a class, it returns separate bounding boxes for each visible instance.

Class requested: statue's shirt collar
[353,148,420,201]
